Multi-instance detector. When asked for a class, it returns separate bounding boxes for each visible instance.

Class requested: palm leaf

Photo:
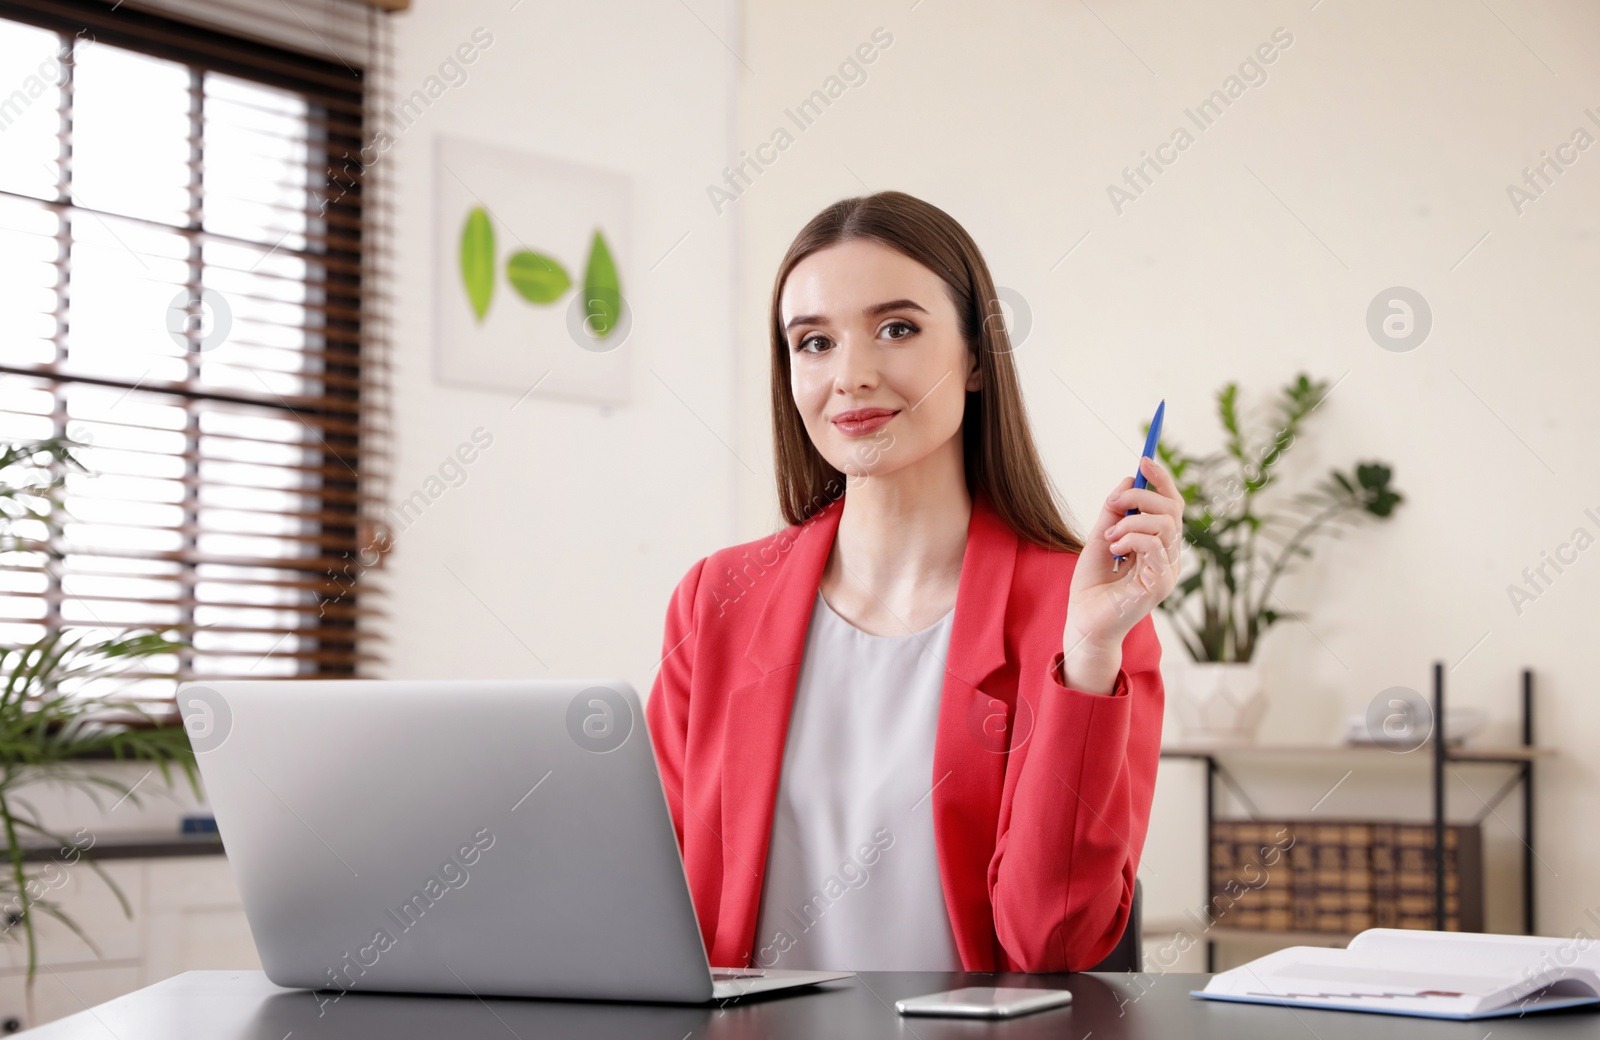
[0,439,202,991]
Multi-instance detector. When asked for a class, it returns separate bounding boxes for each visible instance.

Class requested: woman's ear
[965,350,982,392]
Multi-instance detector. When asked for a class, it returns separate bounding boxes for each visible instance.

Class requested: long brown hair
[768,190,1083,554]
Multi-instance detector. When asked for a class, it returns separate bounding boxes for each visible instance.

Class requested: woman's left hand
[1061,455,1185,678]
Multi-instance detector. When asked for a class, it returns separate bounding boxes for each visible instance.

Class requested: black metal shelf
[1158,664,1539,971]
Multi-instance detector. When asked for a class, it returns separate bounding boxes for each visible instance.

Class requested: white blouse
[751,588,963,971]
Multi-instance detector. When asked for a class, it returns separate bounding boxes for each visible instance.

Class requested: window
[0,0,391,698]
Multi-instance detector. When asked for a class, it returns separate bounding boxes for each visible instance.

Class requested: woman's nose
[834,335,878,391]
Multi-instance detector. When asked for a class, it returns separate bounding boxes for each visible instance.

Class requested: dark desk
[22,969,1600,1038]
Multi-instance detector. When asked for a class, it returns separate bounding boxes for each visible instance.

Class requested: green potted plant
[1151,374,1404,742]
[0,436,198,1024]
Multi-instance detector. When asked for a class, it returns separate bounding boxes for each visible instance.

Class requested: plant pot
[1175,661,1267,744]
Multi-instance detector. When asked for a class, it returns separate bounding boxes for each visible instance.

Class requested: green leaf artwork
[582,229,622,338]
[460,207,494,322]
[506,251,571,303]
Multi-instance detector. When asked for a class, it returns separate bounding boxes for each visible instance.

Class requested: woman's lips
[832,411,898,436]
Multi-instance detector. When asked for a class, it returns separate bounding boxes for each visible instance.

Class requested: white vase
[1175,661,1267,744]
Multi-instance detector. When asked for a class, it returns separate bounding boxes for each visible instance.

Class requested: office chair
[1086,877,1143,972]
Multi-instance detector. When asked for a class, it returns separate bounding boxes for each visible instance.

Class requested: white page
[1206,946,1492,1014]
[1350,929,1600,981]
[1203,931,1600,1017]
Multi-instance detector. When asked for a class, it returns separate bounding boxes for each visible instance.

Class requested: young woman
[646,191,1183,974]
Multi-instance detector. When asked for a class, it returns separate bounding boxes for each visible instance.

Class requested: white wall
[377,0,1600,971]
[379,0,742,694]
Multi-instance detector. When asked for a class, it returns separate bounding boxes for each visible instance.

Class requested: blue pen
[1113,399,1165,572]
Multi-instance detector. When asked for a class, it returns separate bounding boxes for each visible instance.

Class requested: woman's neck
[818,437,971,636]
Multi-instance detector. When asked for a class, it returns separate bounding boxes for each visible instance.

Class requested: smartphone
[895,986,1073,1018]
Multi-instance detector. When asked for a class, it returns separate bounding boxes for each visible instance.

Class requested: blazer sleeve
[985,611,1165,971]
[644,556,706,851]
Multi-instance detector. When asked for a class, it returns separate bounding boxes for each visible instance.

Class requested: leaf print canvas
[433,135,633,406]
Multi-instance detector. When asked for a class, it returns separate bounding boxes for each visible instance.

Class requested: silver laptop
[178,678,852,1003]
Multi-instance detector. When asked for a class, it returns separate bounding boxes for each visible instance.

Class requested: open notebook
[1193,928,1600,1020]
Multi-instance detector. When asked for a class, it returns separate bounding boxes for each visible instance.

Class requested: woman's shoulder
[666,507,829,616]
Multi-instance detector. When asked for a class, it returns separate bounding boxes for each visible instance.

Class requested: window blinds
[0,0,394,697]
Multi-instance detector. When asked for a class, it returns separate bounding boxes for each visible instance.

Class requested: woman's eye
[882,320,919,340]
[797,334,829,354]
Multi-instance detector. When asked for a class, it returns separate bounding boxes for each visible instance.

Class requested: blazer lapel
[714,495,843,964]
[931,493,1019,969]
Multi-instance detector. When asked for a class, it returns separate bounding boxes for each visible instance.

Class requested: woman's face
[780,238,980,480]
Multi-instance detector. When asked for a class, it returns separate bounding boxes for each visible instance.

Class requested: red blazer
[645,490,1164,972]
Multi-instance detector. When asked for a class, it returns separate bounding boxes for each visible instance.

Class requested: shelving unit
[1157,664,1545,971]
